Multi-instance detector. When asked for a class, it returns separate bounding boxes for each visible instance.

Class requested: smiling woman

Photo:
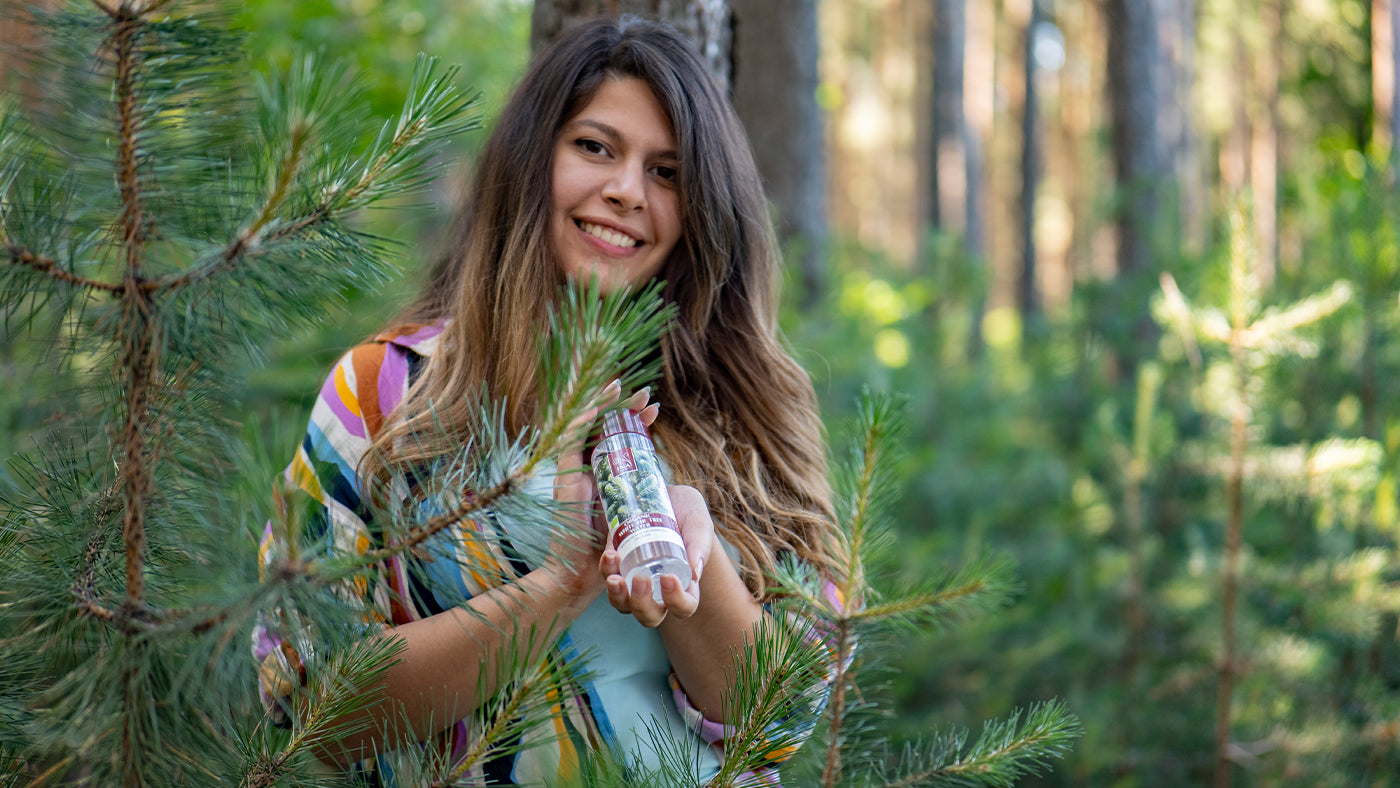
[551,76,682,290]
[254,14,843,786]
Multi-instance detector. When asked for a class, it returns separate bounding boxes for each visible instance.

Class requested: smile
[576,219,640,249]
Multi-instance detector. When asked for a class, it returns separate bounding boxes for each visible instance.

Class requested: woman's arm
[601,484,765,724]
[314,398,612,766]
[315,559,600,765]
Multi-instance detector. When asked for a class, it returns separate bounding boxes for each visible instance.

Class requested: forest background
[2,0,1398,786]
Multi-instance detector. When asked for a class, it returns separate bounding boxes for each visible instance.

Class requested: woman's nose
[602,162,645,211]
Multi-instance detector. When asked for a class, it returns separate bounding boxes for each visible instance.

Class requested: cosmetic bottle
[591,408,690,603]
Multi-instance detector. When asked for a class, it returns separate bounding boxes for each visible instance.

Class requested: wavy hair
[368,15,838,596]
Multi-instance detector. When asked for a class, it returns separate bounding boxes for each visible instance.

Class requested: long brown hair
[370,15,838,596]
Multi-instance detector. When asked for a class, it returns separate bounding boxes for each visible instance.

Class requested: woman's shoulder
[316,320,446,440]
[367,320,446,358]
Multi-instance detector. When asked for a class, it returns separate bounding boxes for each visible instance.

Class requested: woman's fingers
[619,385,651,413]
[667,485,713,585]
[603,569,699,626]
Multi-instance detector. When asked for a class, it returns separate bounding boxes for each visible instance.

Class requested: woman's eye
[652,165,677,182]
[576,139,606,155]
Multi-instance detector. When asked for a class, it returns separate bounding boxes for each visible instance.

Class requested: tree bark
[1104,0,1168,363]
[1373,0,1400,156]
[0,0,60,115]
[1164,0,1204,255]
[1250,0,1280,288]
[731,0,826,308]
[963,0,994,358]
[931,0,968,234]
[1017,0,1044,323]
[530,0,732,92]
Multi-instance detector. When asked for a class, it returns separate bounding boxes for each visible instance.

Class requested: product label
[607,446,638,476]
[610,513,686,556]
[610,512,680,550]
[594,446,673,522]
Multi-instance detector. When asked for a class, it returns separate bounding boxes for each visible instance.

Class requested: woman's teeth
[578,220,638,248]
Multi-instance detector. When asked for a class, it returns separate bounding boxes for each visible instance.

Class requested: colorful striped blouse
[253,323,831,786]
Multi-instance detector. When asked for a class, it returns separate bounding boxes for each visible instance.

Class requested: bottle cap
[599,408,648,438]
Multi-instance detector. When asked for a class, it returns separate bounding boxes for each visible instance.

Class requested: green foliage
[1,4,1078,787]
[0,1,477,783]
[230,0,531,431]
[788,152,1400,784]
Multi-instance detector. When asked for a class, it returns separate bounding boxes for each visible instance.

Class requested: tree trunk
[1104,0,1167,364]
[530,0,732,92]
[1250,0,1280,288]
[1392,0,1400,155]
[964,0,994,358]
[931,0,968,235]
[1373,0,1400,157]
[1017,0,1044,324]
[1164,0,1204,255]
[731,0,826,309]
[0,0,59,115]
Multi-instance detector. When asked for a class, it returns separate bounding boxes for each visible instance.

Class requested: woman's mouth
[576,219,640,249]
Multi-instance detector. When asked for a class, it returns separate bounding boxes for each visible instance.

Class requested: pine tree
[1155,199,1397,786]
[1,3,1080,786]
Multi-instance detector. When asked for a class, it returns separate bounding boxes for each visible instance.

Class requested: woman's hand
[602,483,713,627]
[545,382,658,598]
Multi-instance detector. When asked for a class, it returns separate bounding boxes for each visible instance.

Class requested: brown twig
[106,0,156,623]
[157,121,310,293]
[6,245,122,293]
[1214,204,1253,788]
[71,482,123,622]
[820,619,855,788]
[358,476,516,564]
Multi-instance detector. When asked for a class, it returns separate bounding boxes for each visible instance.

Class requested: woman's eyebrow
[570,119,677,158]
[570,118,621,140]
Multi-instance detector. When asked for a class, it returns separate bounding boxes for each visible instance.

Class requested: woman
[255,14,840,785]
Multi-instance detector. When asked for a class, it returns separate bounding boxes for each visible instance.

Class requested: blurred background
[3,0,1398,785]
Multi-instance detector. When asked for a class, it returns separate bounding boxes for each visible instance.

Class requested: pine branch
[706,614,832,787]
[863,701,1082,788]
[852,558,1016,635]
[345,280,672,565]
[818,390,910,788]
[155,53,477,296]
[837,389,908,595]
[442,631,594,783]
[111,7,147,279]
[152,118,310,295]
[4,245,121,293]
[71,484,123,622]
[103,3,161,623]
[240,636,406,788]
[820,617,858,788]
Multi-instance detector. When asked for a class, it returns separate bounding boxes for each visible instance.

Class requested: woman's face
[550,76,683,292]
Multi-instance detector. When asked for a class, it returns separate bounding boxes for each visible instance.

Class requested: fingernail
[640,386,651,398]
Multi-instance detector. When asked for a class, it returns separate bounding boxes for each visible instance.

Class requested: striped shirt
[253,323,831,786]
